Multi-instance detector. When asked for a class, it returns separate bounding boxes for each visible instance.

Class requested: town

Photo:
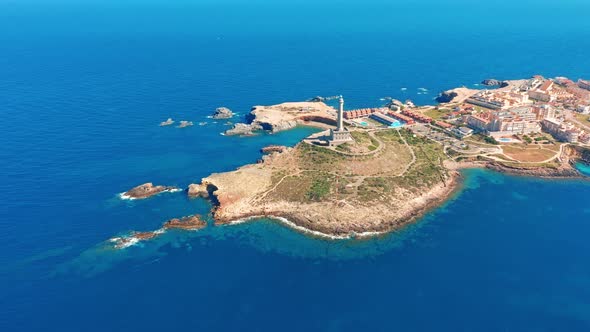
[312,76,590,165]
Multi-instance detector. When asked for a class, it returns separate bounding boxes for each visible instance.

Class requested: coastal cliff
[225,102,336,135]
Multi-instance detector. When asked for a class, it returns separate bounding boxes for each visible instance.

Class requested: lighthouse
[337,95,345,131]
[329,95,353,145]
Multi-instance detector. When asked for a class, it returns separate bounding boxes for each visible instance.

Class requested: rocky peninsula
[225,101,336,136]
[113,75,590,247]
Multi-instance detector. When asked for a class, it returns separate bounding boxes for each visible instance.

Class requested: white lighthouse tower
[329,95,353,145]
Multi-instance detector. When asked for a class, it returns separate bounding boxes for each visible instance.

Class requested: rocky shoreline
[485,162,582,179]
[111,155,588,249]
[212,172,463,237]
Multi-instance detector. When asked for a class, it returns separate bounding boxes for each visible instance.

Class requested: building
[434,121,453,130]
[465,106,541,136]
[451,127,474,139]
[329,96,353,145]
[576,105,590,114]
[535,105,556,120]
[369,112,400,126]
[401,110,432,123]
[579,79,590,91]
[541,118,562,133]
[466,95,503,110]
[541,118,580,143]
[387,111,415,125]
[465,114,491,131]
[343,108,377,120]
[466,90,530,110]
[528,90,555,102]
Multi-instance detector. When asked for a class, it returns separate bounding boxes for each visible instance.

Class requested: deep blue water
[2,0,590,331]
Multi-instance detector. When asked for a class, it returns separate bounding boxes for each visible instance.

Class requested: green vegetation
[357,129,448,202]
[267,128,448,205]
[484,136,499,145]
[335,143,352,152]
[306,176,332,201]
[468,133,498,145]
[522,135,532,144]
[424,108,451,120]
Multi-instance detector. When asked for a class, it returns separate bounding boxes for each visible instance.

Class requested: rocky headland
[225,101,336,136]
[199,129,460,237]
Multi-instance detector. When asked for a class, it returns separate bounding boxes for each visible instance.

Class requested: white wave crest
[225,215,385,240]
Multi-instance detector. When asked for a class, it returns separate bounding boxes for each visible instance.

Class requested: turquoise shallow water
[2,0,590,331]
[576,162,590,176]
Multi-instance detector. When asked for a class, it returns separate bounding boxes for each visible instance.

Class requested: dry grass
[502,145,558,163]
[296,131,412,177]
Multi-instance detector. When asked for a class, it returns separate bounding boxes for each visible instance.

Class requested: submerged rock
[110,231,160,249]
[177,120,194,128]
[160,118,174,126]
[122,183,179,199]
[212,107,233,119]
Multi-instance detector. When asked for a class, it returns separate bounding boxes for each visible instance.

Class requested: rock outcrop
[163,215,206,230]
[187,183,209,198]
[122,183,179,199]
[435,91,459,103]
[224,102,335,136]
[110,215,206,249]
[261,145,287,154]
[224,123,262,136]
[212,107,233,119]
[481,79,509,88]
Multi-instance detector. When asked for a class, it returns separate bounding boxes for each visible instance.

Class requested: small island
[211,107,233,119]
[112,74,590,247]
[120,183,180,200]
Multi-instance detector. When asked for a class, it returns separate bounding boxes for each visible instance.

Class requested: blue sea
[2,0,590,331]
